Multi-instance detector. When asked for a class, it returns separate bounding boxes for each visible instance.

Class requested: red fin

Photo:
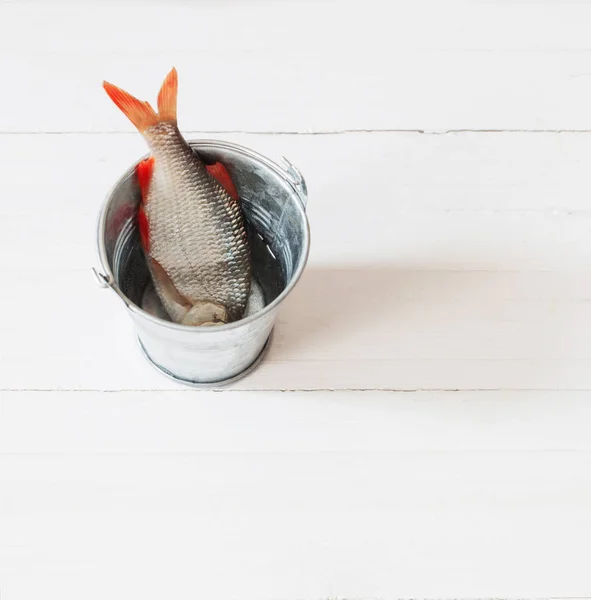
[136,156,155,203]
[157,67,178,123]
[206,162,239,201]
[137,205,150,252]
[103,81,158,132]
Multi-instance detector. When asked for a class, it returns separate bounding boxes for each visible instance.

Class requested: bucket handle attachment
[280,157,308,209]
[91,267,131,307]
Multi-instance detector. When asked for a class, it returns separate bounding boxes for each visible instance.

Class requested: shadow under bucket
[94,140,310,387]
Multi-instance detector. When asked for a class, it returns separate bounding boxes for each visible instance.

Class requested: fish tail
[103,67,178,132]
[157,67,178,123]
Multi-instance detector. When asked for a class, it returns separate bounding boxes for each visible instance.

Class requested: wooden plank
[2,390,591,454]
[3,132,591,390]
[3,268,591,391]
[5,131,591,271]
[1,391,591,600]
[4,452,589,600]
[7,0,591,56]
[5,1,591,132]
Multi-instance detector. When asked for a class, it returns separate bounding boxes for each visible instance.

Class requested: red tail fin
[157,67,178,123]
[103,67,178,132]
[103,81,158,132]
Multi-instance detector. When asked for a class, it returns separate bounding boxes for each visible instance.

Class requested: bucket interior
[100,142,308,323]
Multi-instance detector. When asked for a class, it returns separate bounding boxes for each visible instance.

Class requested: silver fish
[103,68,251,326]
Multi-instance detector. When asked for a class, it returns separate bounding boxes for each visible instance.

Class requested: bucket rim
[96,138,311,333]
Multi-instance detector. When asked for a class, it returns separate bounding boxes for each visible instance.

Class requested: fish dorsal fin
[157,67,178,123]
[206,162,239,201]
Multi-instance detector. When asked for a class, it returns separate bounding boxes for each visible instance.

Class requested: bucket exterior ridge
[95,140,310,387]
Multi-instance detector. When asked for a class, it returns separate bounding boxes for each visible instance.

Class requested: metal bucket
[93,140,310,387]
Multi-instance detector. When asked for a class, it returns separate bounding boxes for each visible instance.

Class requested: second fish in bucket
[94,68,310,386]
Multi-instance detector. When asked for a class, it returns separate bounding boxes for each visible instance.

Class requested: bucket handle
[91,267,131,307]
[280,157,308,209]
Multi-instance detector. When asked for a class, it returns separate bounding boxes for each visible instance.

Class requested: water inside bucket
[113,215,286,323]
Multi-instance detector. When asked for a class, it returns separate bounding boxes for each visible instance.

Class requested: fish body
[103,69,251,326]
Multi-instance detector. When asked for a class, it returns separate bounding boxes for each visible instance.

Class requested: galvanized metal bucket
[93,140,310,387]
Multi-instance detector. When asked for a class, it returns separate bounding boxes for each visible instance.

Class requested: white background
[1,0,591,598]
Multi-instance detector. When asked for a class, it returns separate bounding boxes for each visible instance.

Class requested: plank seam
[5,129,591,136]
[4,388,591,393]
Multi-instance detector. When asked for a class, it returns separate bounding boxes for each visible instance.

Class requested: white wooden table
[2,1,591,598]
